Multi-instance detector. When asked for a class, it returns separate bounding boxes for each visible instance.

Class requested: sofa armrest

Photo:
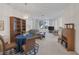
[0,40,3,52]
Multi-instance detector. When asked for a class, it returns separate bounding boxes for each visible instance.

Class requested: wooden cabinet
[58,23,75,51]
[10,16,26,43]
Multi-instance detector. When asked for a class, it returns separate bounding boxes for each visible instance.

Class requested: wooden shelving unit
[58,23,75,51]
[15,18,21,35]
[10,16,26,43]
[21,19,26,33]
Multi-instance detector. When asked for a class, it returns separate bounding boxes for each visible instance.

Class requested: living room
[0,3,79,55]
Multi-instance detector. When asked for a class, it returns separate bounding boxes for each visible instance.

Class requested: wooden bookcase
[10,16,26,43]
[58,23,75,51]
[21,19,26,33]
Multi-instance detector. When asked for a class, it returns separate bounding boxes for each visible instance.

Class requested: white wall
[57,4,79,54]
[26,18,34,31]
[0,4,25,43]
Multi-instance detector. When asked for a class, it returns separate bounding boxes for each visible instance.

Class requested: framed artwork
[0,20,4,31]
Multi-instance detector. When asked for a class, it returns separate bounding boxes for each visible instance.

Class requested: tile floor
[36,32,76,55]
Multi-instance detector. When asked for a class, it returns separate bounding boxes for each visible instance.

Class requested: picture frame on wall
[0,20,4,31]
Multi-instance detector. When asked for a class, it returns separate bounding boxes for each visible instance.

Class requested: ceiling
[7,3,69,18]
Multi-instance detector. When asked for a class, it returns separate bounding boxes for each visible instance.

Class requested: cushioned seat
[0,35,17,55]
[5,43,16,51]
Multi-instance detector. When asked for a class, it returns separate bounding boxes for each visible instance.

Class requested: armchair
[0,35,17,55]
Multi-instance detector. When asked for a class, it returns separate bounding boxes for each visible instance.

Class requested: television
[48,26,54,30]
